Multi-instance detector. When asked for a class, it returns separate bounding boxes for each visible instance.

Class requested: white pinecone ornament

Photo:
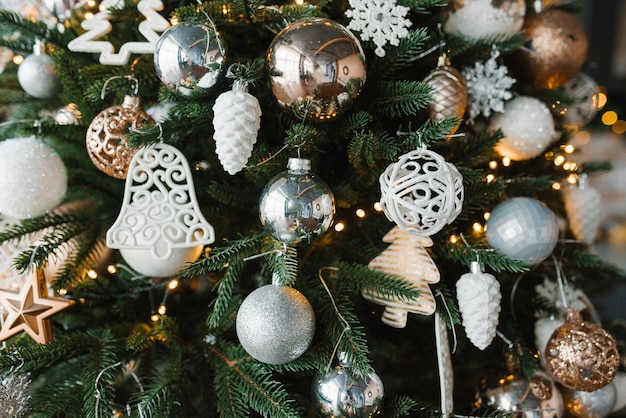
[563,174,601,244]
[212,80,262,175]
[456,261,501,350]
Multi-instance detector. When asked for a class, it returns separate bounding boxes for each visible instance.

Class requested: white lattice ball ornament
[0,136,67,219]
[106,142,215,278]
[379,149,463,236]
[491,96,556,161]
[444,0,526,40]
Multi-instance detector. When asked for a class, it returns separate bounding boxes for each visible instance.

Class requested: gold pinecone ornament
[422,54,468,135]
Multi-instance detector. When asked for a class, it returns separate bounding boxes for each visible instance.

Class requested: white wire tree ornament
[67,0,169,66]
[379,148,463,236]
[106,142,215,277]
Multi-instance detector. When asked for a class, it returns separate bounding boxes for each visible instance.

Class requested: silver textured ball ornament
[236,284,315,364]
[312,363,384,417]
[476,370,563,418]
[486,197,559,265]
[266,18,366,122]
[154,21,225,96]
[379,149,463,236]
[259,158,335,244]
[17,40,61,99]
[561,382,617,418]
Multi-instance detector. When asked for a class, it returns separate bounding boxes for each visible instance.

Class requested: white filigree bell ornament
[106,142,215,278]
[379,148,463,236]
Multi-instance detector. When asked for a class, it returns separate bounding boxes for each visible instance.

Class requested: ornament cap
[122,95,141,109]
[287,157,311,173]
[33,39,46,56]
[437,53,451,67]
[469,260,484,274]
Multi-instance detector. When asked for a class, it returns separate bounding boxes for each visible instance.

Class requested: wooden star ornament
[0,269,73,344]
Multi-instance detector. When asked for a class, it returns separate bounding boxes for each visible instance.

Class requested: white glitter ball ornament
[17,40,61,99]
[0,136,67,219]
[379,149,463,236]
[444,0,525,40]
[236,284,315,364]
[485,197,559,265]
[490,96,556,161]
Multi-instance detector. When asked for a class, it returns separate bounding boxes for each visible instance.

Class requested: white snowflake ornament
[346,0,411,57]
[462,48,515,123]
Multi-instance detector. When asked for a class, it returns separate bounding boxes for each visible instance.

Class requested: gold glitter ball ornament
[86,95,155,179]
[266,18,366,123]
[507,9,588,89]
[545,308,620,392]
[422,55,467,135]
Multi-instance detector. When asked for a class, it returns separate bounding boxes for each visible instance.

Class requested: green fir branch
[52,49,97,121]
[181,234,264,276]
[379,28,431,76]
[385,396,422,418]
[132,384,178,418]
[207,261,245,329]
[438,242,530,273]
[370,80,432,118]
[580,160,613,174]
[265,243,298,285]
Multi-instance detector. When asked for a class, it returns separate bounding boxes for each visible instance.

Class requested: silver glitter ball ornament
[485,197,559,265]
[154,21,225,96]
[312,363,384,417]
[259,158,335,244]
[561,382,616,418]
[476,370,563,418]
[236,284,315,364]
[266,18,366,122]
[17,40,61,99]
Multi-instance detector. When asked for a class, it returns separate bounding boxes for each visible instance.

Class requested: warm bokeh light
[12,55,23,65]
[107,264,117,275]
[334,222,345,232]
[84,12,94,19]
[574,130,591,145]
[552,182,561,190]
[483,212,491,221]
[602,110,618,125]
[168,279,179,290]
[87,270,98,279]
[373,202,383,211]
[158,305,167,315]
[486,174,495,183]
[58,288,68,296]
[563,162,578,171]
[488,160,498,169]
[472,222,483,233]
[566,174,578,184]
[612,120,626,135]
[596,91,608,109]
[150,314,160,322]
[449,235,459,244]
[502,157,511,167]
[355,208,366,218]
[563,144,575,153]
[554,155,565,166]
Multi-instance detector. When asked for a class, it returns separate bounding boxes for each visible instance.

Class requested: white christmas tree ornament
[456,261,501,350]
[212,80,262,175]
[563,174,601,245]
[67,0,169,65]
[462,48,515,123]
[364,226,440,327]
[106,142,215,278]
[345,0,411,57]
[435,312,454,415]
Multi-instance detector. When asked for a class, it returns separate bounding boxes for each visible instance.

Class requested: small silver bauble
[561,382,617,418]
[17,40,61,99]
[485,197,559,265]
[154,21,225,96]
[259,158,335,244]
[266,18,366,122]
[476,370,564,418]
[236,284,315,364]
[312,362,384,417]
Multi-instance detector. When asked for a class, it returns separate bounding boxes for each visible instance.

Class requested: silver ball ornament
[236,284,315,364]
[312,363,384,417]
[561,382,617,418]
[259,158,335,244]
[476,370,564,418]
[266,18,366,122]
[154,21,225,96]
[17,41,61,99]
[486,197,559,265]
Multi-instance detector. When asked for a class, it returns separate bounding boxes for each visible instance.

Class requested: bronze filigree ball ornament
[506,8,588,89]
[266,18,366,123]
[545,309,620,392]
[86,95,155,179]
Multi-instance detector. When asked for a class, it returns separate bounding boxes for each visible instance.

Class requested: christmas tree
[0,0,622,416]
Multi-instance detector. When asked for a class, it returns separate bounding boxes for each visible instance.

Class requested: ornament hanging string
[318,267,351,372]
[242,242,287,262]
[100,74,139,100]
[550,254,569,309]
[496,330,514,348]
[435,289,458,353]
[195,0,226,58]
[94,361,145,418]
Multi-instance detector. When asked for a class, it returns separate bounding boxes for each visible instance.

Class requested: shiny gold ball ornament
[545,309,620,392]
[266,18,366,123]
[422,54,468,135]
[507,9,588,89]
[86,95,155,179]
